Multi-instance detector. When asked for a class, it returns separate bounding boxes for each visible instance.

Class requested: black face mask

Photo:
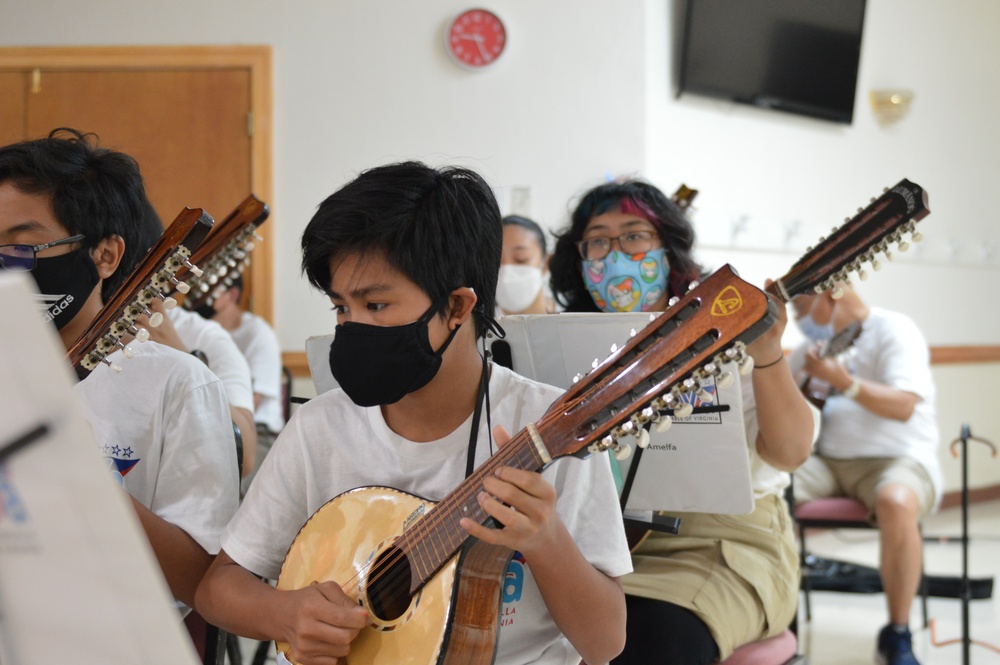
[329,302,460,407]
[194,302,218,320]
[29,247,100,330]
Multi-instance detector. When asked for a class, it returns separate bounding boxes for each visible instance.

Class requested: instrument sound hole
[366,546,413,621]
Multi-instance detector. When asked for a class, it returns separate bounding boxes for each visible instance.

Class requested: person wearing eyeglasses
[0,129,239,617]
[548,178,817,664]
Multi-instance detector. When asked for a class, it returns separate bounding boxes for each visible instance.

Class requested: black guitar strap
[465,351,492,479]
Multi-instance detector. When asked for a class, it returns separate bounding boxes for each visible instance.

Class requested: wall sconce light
[869,89,914,125]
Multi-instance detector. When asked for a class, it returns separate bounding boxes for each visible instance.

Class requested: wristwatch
[841,376,862,399]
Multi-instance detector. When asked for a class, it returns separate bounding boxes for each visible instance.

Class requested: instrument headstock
[773,178,929,302]
[533,264,774,462]
[66,208,214,374]
[177,194,270,310]
[817,320,863,360]
[671,183,699,212]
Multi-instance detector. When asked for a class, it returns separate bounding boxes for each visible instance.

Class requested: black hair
[302,161,502,338]
[0,128,149,303]
[502,214,548,256]
[549,178,704,312]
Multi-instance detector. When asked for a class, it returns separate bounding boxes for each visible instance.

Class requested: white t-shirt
[169,307,254,413]
[229,311,284,434]
[740,371,821,500]
[790,307,942,497]
[223,363,632,665]
[73,341,240,554]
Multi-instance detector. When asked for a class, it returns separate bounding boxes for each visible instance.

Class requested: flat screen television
[678,0,867,124]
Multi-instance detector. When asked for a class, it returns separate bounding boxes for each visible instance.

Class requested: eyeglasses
[0,234,86,271]
[576,230,657,260]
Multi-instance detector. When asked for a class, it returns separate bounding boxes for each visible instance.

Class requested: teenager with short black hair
[196,161,631,665]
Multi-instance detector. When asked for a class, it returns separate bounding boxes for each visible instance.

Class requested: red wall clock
[446,8,507,69]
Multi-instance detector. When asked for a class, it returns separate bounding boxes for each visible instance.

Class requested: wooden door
[0,72,26,146]
[0,47,273,320]
[26,69,252,233]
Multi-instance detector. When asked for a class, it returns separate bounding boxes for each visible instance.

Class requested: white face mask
[496,264,544,313]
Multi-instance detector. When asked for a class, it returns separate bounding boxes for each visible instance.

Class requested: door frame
[0,45,275,323]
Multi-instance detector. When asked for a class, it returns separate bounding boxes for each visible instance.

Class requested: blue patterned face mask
[581,248,669,313]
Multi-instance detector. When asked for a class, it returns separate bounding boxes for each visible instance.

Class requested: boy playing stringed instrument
[196,162,633,665]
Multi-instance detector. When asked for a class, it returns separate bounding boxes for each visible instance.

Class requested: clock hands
[458,32,491,61]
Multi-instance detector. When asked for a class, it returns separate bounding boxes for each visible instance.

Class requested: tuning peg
[157,293,178,309]
[911,230,924,242]
[673,401,693,419]
[654,414,673,432]
[636,429,651,449]
[572,373,583,384]
[591,358,600,369]
[688,280,700,291]
[641,407,656,421]
[610,343,618,354]
[614,444,632,461]
[619,420,635,435]
[115,339,137,359]
[601,435,615,451]
[883,248,893,262]
[871,257,882,271]
[898,240,910,252]
[668,296,680,307]
[697,387,714,403]
[169,276,191,294]
[101,356,123,373]
[252,231,264,242]
[831,286,844,300]
[208,273,220,285]
[128,325,150,343]
[739,355,755,374]
[630,328,637,338]
[716,371,735,389]
[857,267,868,281]
[143,309,164,328]
[182,260,204,277]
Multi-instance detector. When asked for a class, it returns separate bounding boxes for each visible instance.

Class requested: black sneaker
[875,624,920,665]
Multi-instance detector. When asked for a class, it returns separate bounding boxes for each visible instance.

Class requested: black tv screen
[679,0,866,124]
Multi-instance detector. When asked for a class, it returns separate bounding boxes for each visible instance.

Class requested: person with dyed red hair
[549,178,818,664]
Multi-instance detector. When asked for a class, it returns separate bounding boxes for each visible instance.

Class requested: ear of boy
[447,287,478,328]
[91,234,126,281]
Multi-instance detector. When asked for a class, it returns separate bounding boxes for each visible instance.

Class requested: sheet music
[0,272,199,665]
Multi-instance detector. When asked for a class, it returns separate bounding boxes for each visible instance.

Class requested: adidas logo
[35,293,75,323]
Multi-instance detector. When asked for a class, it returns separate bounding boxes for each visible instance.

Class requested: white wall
[4,0,999,491]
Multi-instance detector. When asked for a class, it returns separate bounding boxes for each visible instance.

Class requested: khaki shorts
[623,494,799,659]
[793,455,936,520]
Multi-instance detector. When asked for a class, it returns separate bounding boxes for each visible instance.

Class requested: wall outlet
[510,186,532,217]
